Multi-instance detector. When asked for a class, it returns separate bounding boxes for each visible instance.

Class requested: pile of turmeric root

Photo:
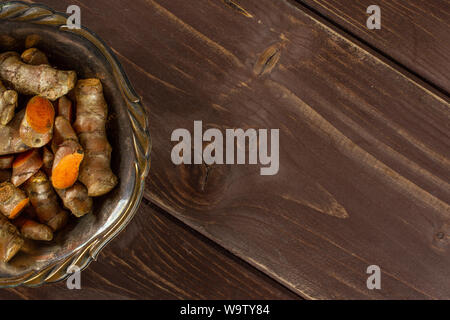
[0,47,117,263]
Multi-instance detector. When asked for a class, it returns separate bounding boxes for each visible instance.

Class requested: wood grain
[84,0,449,299]
[1,201,297,299]
[295,0,450,93]
[4,0,450,299]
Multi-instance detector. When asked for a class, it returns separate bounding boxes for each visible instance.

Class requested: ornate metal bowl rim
[0,1,151,288]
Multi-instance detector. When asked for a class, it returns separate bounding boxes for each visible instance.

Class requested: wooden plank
[18,0,450,299]
[294,0,450,93]
[1,201,297,299]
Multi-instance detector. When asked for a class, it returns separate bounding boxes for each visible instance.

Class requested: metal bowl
[0,1,151,287]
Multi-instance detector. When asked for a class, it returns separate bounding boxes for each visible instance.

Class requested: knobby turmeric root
[0,80,17,126]
[51,116,84,189]
[21,48,49,66]
[0,110,30,156]
[0,215,23,262]
[13,217,53,241]
[56,182,92,218]
[0,51,119,263]
[11,149,43,187]
[51,116,78,152]
[74,79,117,197]
[25,171,68,231]
[42,147,54,177]
[20,96,55,148]
[0,182,29,219]
[0,52,76,101]
[0,155,13,169]
[57,96,73,123]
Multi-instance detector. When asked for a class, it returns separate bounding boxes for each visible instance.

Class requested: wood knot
[254,43,282,77]
[432,221,449,252]
[171,135,230,210]
[436,232,445,240]
[174,161,230,210]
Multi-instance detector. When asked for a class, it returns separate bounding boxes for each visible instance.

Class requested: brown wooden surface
[2,200,296,299]
[295,0,450,94]
[117,0,450,299]
[0,0,449,299]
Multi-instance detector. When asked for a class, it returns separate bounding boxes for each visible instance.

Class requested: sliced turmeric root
[0,182,29,219]
[0,214,24,262]
[9,198,28,220]
[51,116,84,189]
[52,150,84,190]
[24,171,68,231]
[20,96,55,148]
[11,149,43,187]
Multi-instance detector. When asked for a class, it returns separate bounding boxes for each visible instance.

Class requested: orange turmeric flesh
[52,152,84,189]
[0,182,29,219]
[26,96,55,134]
[9,198,29,219]
[13,149,35,168]
[11,149,43,187]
